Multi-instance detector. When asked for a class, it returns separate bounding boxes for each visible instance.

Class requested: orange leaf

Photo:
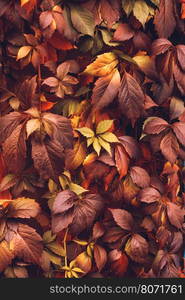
[41,101,56,111]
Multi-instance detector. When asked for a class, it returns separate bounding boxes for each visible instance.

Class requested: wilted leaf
[7,197,40,219]
[133,0,150,27]
[109,208,134,231]
[130,166,150,188]
[94,244,107,271]
[125,234,149,263]
[160,131,179,163]
[70,4,95,37]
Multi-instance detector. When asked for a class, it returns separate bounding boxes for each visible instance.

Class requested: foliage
[0,0,185,278]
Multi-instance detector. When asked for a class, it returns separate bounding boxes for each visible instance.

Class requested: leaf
[69,182,88,195]
[76,127,94,138]
[92,69,121,110]
[75,251,92,273]
[96,120,113,135]
[70,4,95,37]
[7,197,40,219]
[118,136,139,159]
[172,122,185,146]
[94,244,107,271]
[5,223,43,264]
[100,132,119,143]
[154,0,176,38]
[109,208,134,231]
[26,118,41,138]
[122,0,135,16]
[93,137,101,156]
[133,0,150,27]
[2,124,27,174]
[118,71,144,126]
[46,241,65,257]
[98,137,111,155]
[17,46,32,60]
[125,234,149,263]
[139,187,161,203]
[52,191,103,235]
[110,250,129,277]
[113,23,134,42]
[176,45,185,72]
[143,117,169,134]
[130,166,150,188]
[65,141,87,170]
[92,222,105,240]
[0,241,14,272]
[31,139,65,180]
[43,77,58,87]
[0,112,28,144]
[151,38,173,56]
[83,52,118,77]
[170,97,185,120]
[115,144,130,179]
[0,174,17,192]
[160,131,179,163]
[100,29,119,46]
[167,202,185,229]
[173,63,185,96]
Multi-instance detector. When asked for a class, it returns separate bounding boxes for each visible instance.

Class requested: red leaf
[166,202,185,229]
[154,0,176,38]
[176,45,185,72]
[139,187,161,204]
[94,244,107,271]
[172,122,185,146]
[118,71,144,126]
[160,131,179,164]
[152,38,173,56]
[143,117,169,134]
[109,250,128,277]
[125,234,149,263]
[113,23,134,42]
[109,208,134,231]
[130,166,150,188]
[115,145,130,179]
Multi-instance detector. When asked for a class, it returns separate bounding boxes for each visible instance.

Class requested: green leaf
[122,0,135,16]
[96,120,114,135]
[69,182,88,195]
[98,137,111,155]
[93,137,101,156]
[133,0,150,27]
[70,4,95,37]
[76,127,95,138]
[100,132,119,143]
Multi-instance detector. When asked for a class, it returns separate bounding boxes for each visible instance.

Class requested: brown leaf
[109,208,134,231]
[7,197,40,219]
[31,139,65,180]
[166,202,185,229]
[154,0,176,38]
[2,124,27,174]
[92,222,105,240]
[5,223,43,264]
[139,187,161,203]
[52,191,104,235]
[151,38,173,56]
[160,131,179,163]
[125,234,149,263]
[92,69,121,110]
[170,97,185,120]
[94,244,107,271]
[176,45,185,72]
[115,144,130,179]
[143,117,169,134]
[130,166,150,188]
[173,63,185,95]
[118,71,144,126]
[0,240,14,272]
[113,23,134,42]
[118,136,139,159]
[65,141,87,170]
[109,250,128,277]
[172,122,185,146]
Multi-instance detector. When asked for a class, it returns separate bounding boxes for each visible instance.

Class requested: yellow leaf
[71,270,79,278]
[93,137,101,156]
[43,230,56,244]
[76,127,94,138]
[9,97,20,110]
[83,52,118,77]
[75,251,92,273]
[48,179,58,193]
[98,137,111,155]
[17,46,32,60]
[73,239,88,246]
[69,182,88,195]
[59,175,69,190]
[100,132,119,143]
[26,118,41,138]
[96,120,113,135]
[72,267,85,273]
[133,0,150,27]
[21,0,30,5]
[86,242,94,257]
[47,251,61,265]
[87,137,94,147]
